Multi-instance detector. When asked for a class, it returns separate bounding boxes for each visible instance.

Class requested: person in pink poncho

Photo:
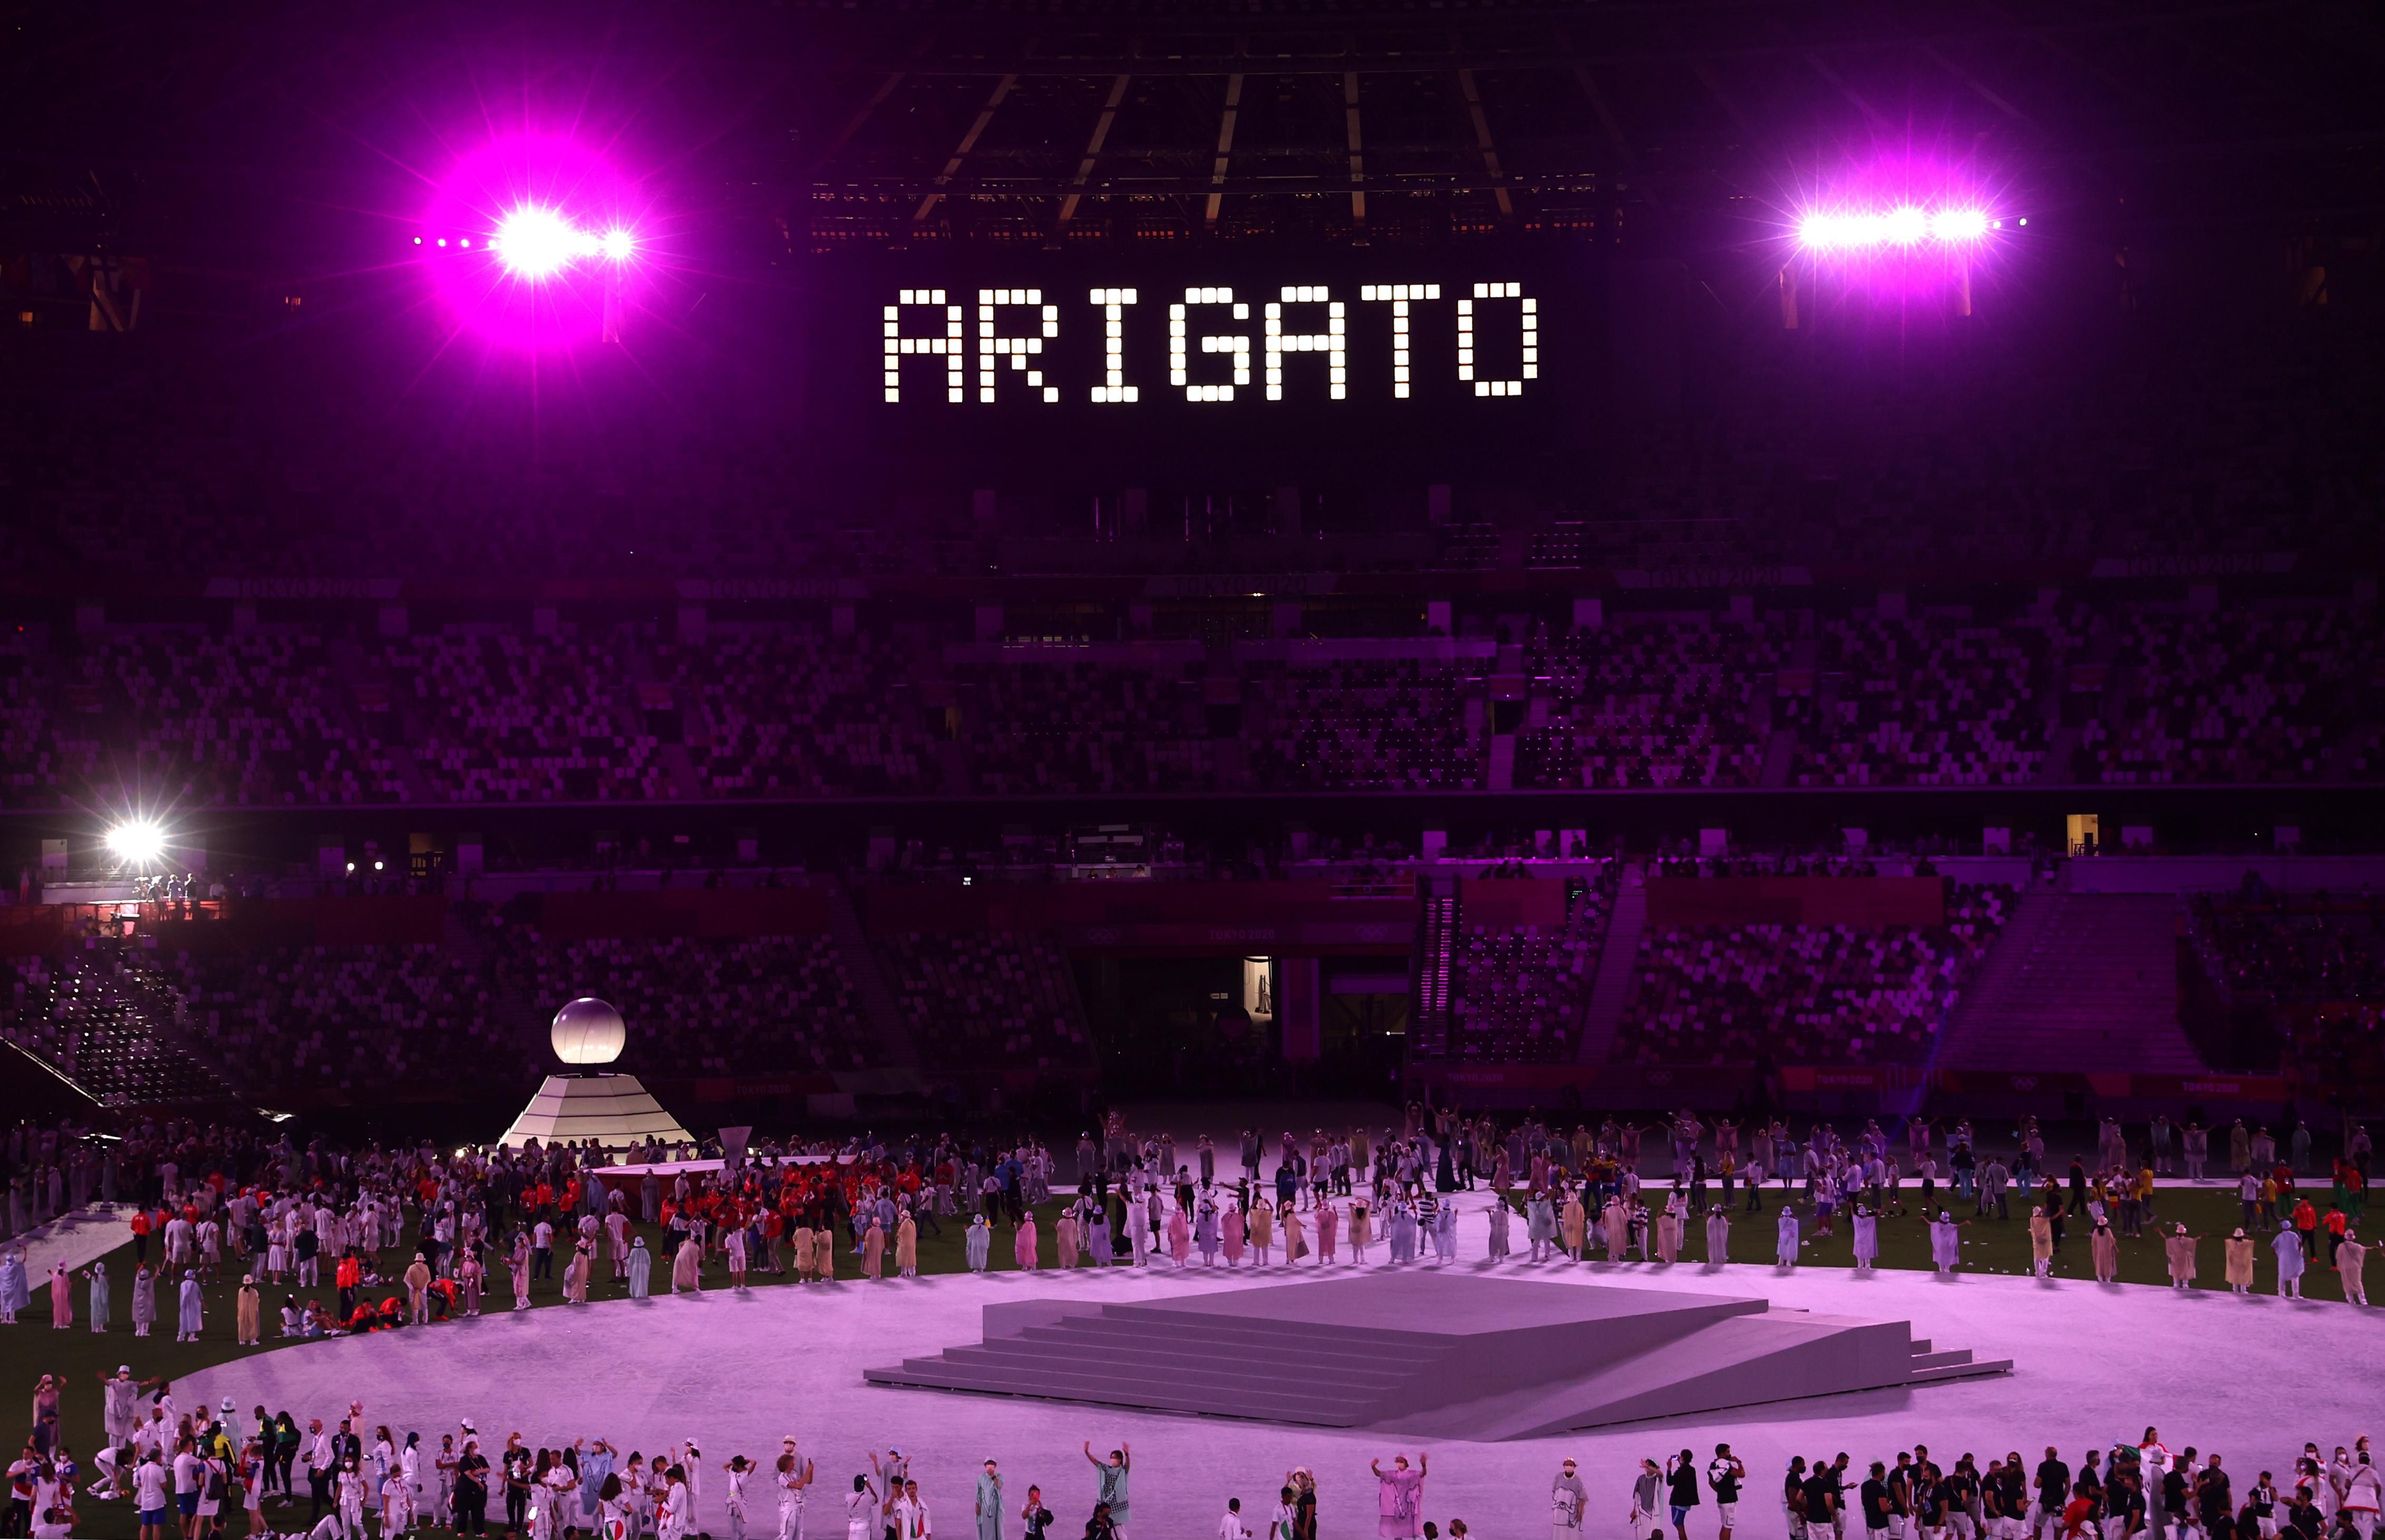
[1014,1215,1040,1271]
[1167,1207,1191,1267]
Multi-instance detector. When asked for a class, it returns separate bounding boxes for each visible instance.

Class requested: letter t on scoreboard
[1359,284,1442,399]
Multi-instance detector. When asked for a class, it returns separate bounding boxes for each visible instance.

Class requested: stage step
[1002,1328,1426,1380]
[1050,1308,1441,1354]
[1909,1348,1976,1371]
[1908,1356,2013,1385]
[905,1347,1389,1403]
[930,1354,1412,1401]
[868,1362,1378,1425]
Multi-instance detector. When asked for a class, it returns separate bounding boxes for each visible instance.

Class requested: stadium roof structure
[2,0,2382,268]
[779,0,2385,246]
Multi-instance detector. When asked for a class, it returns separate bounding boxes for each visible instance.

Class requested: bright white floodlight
[491,206,581,278]
[1796,203,1999,251]
[1881,205,1929,244]
[488,205,638,280]
[105,820,167,866]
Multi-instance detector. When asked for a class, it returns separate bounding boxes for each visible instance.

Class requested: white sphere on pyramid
[550,997,627,1067]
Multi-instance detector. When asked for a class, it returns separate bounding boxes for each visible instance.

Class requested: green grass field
[10,1182,2356,1540]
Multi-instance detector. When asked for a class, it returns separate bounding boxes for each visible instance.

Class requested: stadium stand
[0,600,2372,810]
[1611,883,2012,1066]
[874,929,1093,1071]
[955,661,1217,796]
[1246,659,1482,791]
[2072,608,2378,785]
[2188,890,2385,1003]
[1788,609,2085,788]
[656,628,941,798]
[1442,880,1615,1062]
[1516,618,1780,790]
[386,625,671,804]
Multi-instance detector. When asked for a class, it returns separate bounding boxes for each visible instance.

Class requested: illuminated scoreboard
[799,254,1589,484]
[882,281,1541,407]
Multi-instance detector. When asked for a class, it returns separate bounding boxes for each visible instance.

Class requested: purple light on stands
[419,134,654,347]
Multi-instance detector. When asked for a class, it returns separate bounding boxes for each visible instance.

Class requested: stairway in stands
[827,881,920,1068]
[1939,891,2202,1073]
[5,948,241,1109]
[1485,734,1516,790]
[1574,881,1647,1063]
[1410,886,1456,1057]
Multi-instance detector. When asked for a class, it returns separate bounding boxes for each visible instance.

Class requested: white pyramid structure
[500,998,693,1149]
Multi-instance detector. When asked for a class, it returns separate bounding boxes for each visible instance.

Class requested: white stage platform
[181,1205,2380,1540]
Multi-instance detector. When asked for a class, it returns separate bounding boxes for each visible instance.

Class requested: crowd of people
[7,1105,2379,1346]
[3,1109,2384,1539]
[13,1361,2385,1540]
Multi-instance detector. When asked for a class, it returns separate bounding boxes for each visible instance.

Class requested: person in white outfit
[775,1445,815,1540]
[2341,1454,2380,1540]
[2273,1222,2305,1300]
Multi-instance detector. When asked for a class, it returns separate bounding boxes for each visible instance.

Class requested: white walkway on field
[182,1203,2381,1540]
[11,1206,132,1291]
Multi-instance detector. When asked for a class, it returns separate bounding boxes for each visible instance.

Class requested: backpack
[206,1466,228,1503]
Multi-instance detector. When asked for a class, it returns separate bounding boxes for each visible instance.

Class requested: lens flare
[105,820,168,867]
[493,206,588,279]
[1795,204,1998,251]
[1931,208,1990,241]
[417,134,657,348]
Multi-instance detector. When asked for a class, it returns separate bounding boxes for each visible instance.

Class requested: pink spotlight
[417,133,658,348]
